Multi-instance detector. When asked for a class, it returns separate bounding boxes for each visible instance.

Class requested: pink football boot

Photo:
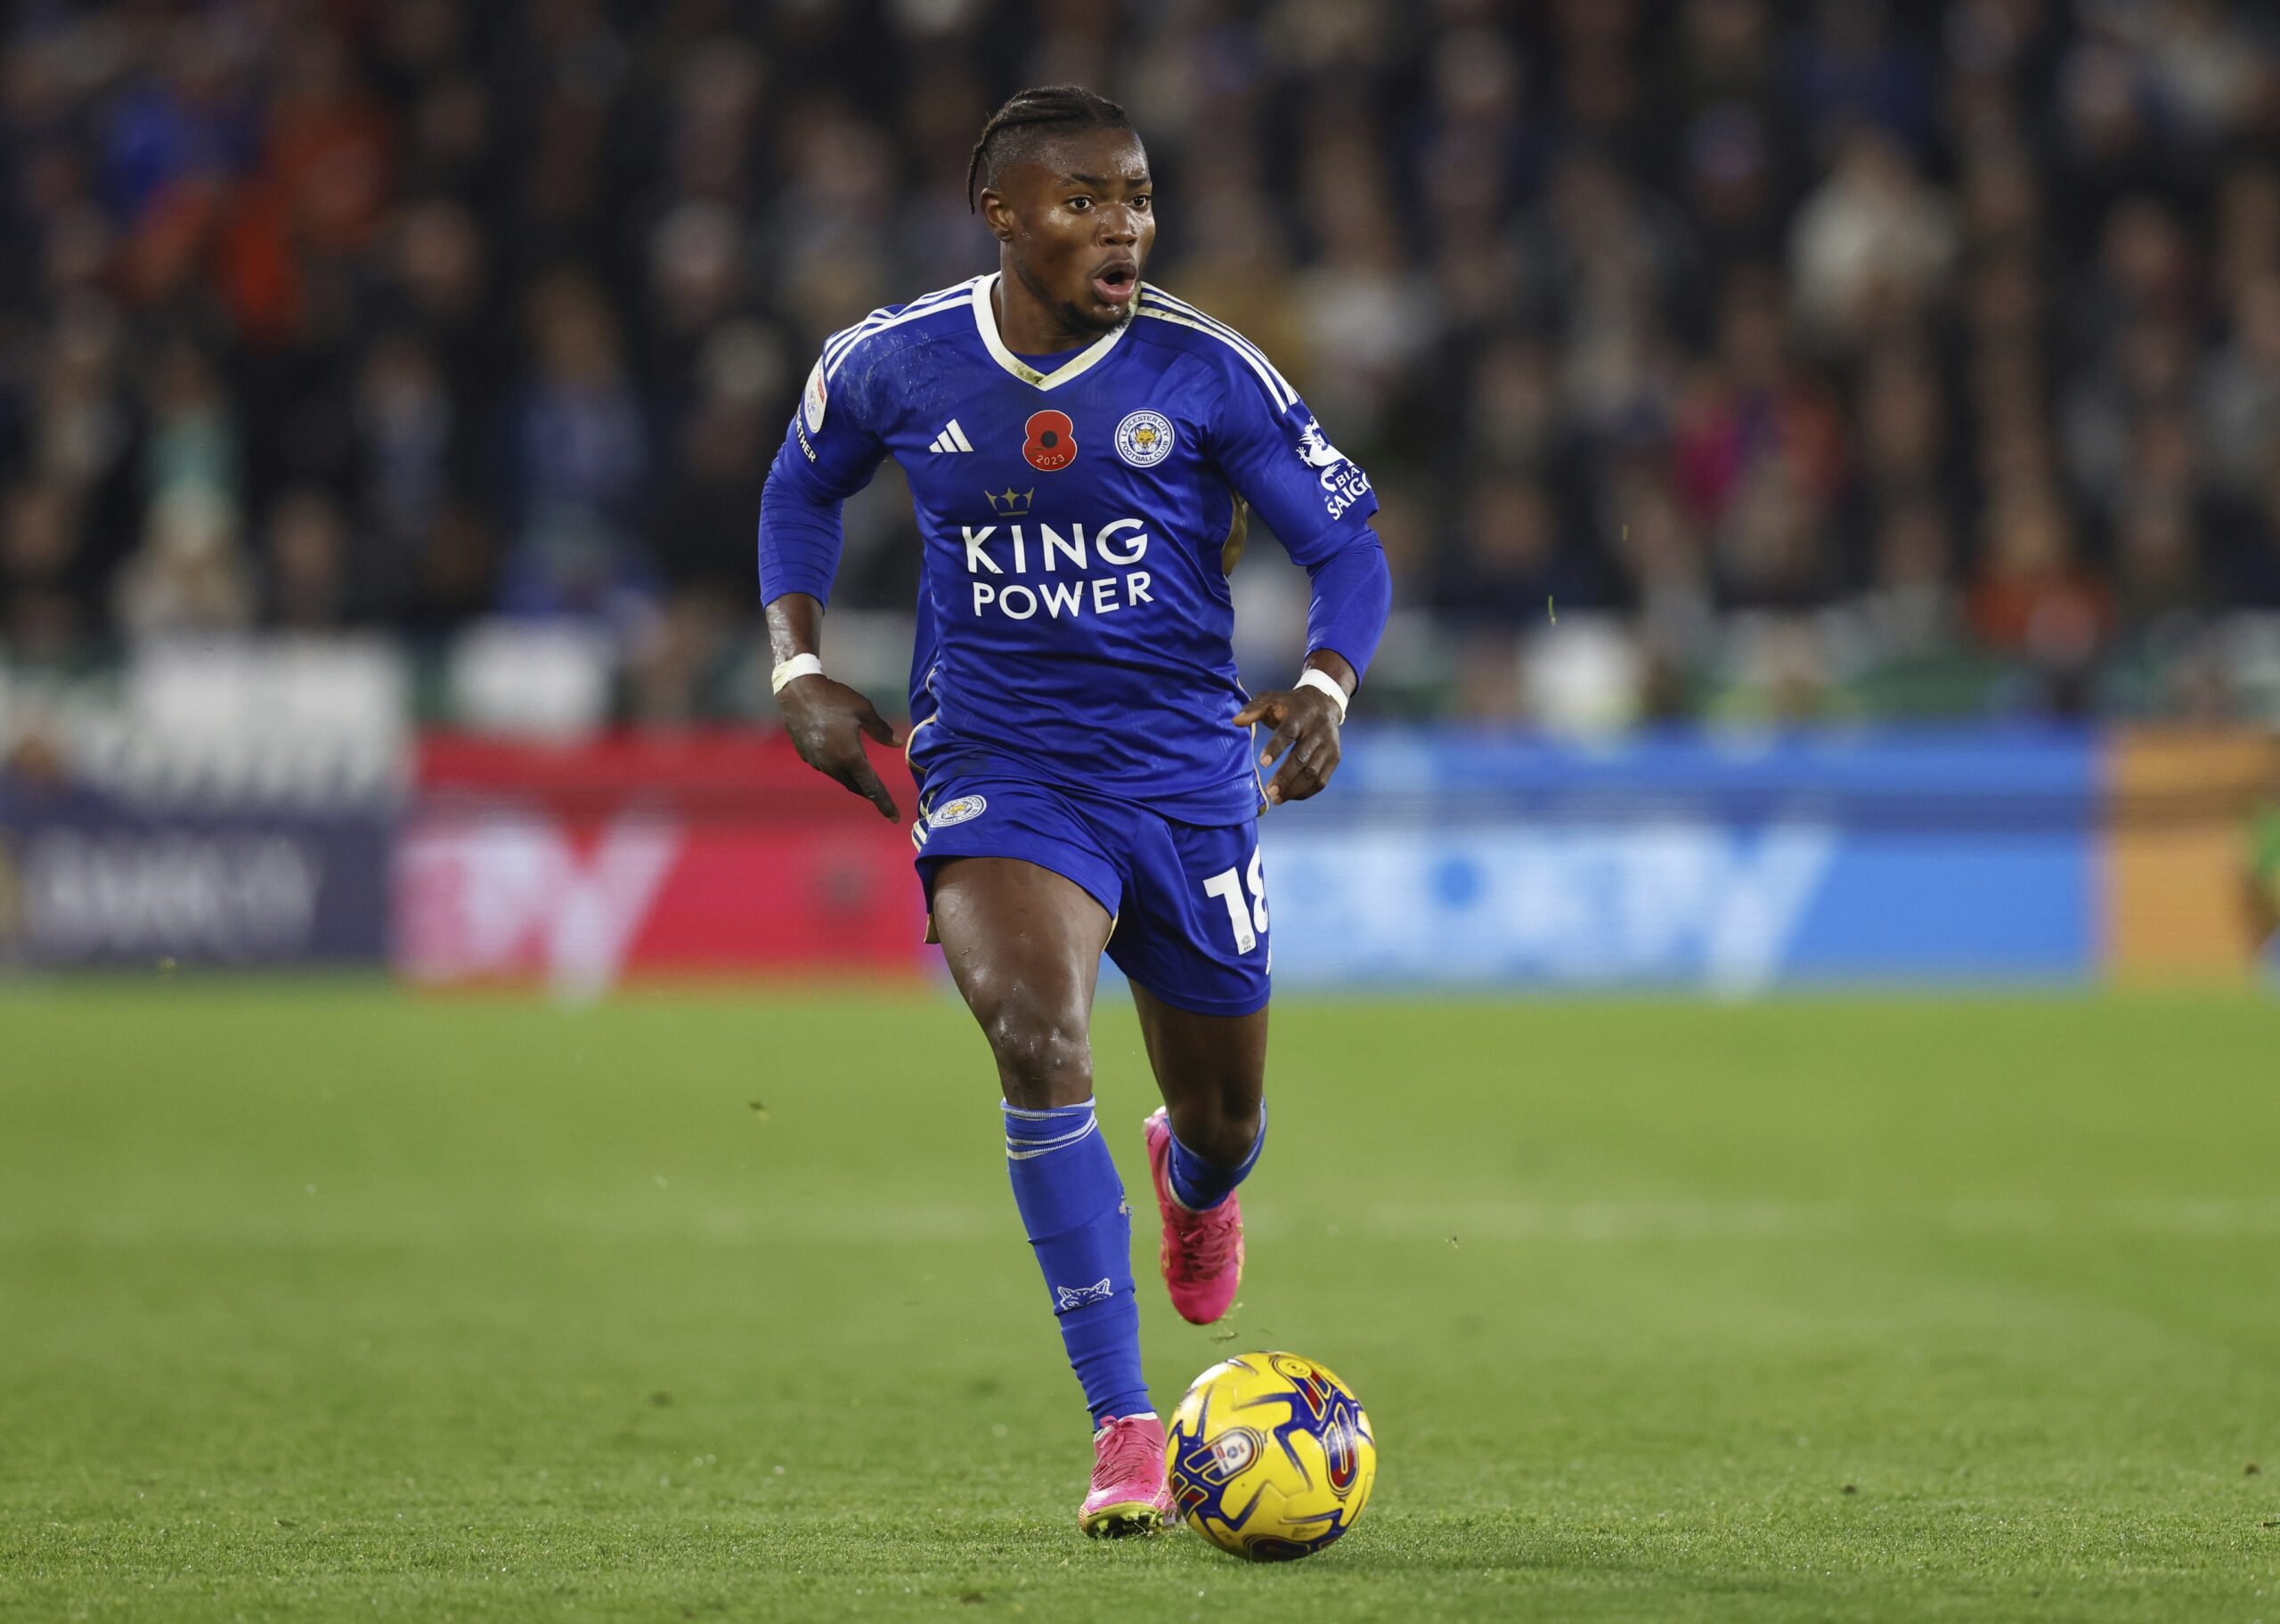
[1079,1413,1172,1537]
[1144,1108,1244,1326]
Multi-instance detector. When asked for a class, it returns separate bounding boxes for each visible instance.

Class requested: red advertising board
[396,731,927,991]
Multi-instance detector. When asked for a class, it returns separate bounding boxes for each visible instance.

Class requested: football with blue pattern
[1164,1352,1376,1560]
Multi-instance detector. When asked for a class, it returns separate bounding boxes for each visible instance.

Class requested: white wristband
[1295,666,1349,722]
[770,653,826,694]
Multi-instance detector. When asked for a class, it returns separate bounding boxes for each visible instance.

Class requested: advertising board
[1259,729,2100,991]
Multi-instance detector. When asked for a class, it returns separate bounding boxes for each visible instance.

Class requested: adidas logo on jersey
[928,419,975,453]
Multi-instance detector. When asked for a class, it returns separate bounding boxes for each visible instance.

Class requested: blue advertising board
[1258,728,2098,991]
[0,782,392,968]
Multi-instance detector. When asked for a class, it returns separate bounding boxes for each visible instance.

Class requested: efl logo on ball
[1167,1351,1376,1562]
[1114,410,1175,468]
[1209,1428,1258,1475]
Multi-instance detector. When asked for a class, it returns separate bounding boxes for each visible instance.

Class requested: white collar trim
[971,273,1130,391]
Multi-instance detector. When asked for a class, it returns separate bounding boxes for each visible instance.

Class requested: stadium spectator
[1970,481,2112,672]
[263,484,351,631]
[1,1,2277,728]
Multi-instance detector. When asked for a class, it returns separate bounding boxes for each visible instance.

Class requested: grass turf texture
[4,984,2277,1623]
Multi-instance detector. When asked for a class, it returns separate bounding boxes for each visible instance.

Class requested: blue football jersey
[758,273,1380,824]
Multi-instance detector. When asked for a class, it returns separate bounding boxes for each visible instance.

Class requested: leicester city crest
[929,793,987,829]
[1114,410,1175,468]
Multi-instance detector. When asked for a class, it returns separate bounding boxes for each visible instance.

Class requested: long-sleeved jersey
[759,273,1390,824]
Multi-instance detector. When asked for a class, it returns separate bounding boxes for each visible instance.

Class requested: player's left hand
[1234,686,1343,807]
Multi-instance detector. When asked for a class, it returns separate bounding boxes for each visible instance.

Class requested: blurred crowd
[4,0,2280,727]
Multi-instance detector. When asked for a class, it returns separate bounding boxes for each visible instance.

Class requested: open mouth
[1091,262,1137,305]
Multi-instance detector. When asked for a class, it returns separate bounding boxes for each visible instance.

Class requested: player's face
[988,130,1155,337]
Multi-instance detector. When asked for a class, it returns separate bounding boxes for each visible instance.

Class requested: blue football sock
[1166,1103,1266,1212]
[1003,1100,1151,1426]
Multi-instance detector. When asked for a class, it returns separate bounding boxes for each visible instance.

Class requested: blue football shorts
[911,772,1271,1018]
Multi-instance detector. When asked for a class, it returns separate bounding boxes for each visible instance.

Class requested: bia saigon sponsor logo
[1114,410,1175,467]
[1293,414,1371,521]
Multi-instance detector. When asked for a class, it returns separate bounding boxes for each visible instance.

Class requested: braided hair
[965,85,1135,212]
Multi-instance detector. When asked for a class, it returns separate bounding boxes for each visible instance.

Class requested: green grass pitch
[4,981,2277,1622]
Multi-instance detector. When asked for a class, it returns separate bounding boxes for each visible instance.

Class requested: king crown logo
[986,487,1035,516]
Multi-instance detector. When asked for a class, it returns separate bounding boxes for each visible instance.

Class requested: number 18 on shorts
[1201,846,1268,955]
[912,774,1271,1018]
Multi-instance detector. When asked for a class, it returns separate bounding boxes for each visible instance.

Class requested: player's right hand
[777,676,901,821]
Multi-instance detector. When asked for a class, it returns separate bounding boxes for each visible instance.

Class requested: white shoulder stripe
[1140,287,1282,371]
[1135,306,1296,410]
[823,296,970,381]
[1139,289,1298,407]
[822,279,980,373]
[822,281,972,369]
[826,278,973,349]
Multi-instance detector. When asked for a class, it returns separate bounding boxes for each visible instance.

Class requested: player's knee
[1218,1102,1265,1165]
[983,1005,1093,1106]
[1173,1100,1262,1167]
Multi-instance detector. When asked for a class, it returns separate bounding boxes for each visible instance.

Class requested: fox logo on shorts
[929,793,987,828]
[1054,1278,1113,1310]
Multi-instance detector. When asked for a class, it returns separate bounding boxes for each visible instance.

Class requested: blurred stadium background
[7,6,2280,1619]
[0,0,2277,985]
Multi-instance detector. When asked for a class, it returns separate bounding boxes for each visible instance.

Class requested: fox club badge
[1114,410,1175,468]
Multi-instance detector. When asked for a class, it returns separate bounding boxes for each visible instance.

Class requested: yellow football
[1164,1351,1376,1560]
